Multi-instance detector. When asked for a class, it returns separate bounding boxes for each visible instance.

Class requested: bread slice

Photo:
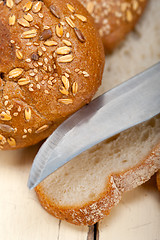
[35,0,160,225]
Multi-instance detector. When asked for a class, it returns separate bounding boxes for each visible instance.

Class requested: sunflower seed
[67,3,75,13]
[24,13,33,22]
[0,112,12,121]
[22,29,37,39]
[9,14,16,26]
[74,27,85,42]
[0,124,14,133]
[58,99,73,105]
[9,68,23,78]
[39,29,52,41]
[56,46,71,55]
[44,40,58,46]
[25,107,31,121]
[35,124,49,133]
[75,14,87,22]
[49,5,60,19]
[7,137,16,147]
[16,50,23,60]
[23,1,33,12]
[6,0,14,8]
[18,18,30,27]
[55,23,63,38]
[32,1,42,13]
[65,17,75,28]
[57,54,74,63]
[18,78,30,85]
[61,76,69,90]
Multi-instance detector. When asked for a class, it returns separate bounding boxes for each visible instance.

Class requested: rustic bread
[0,0,104,150]
[80,0,148,52]
[35,0,160,225]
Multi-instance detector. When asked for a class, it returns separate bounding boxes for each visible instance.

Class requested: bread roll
[0,0,104,150]
[81,0,148,52]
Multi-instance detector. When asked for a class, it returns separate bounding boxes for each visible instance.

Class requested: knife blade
[28,62,160,189]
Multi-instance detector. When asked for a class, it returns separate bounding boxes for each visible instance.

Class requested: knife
[28,62,160,189]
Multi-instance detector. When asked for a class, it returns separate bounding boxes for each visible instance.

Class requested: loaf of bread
[80,0,148,52]
[0,0,104,150]
[35,0,160,225]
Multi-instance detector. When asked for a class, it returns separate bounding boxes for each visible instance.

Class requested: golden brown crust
[35,142,160,225]
[81,0,148,52]
[0,0,105,150]
[156,170,160,191]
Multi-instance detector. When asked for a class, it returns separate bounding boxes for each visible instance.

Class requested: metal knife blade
[28,62,160,189]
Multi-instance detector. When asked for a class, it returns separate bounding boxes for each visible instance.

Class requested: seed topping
[55,24,63,38]
[75,14,87,22]
[23,1,33,12]
[57,54,74,63]
[58,99,73,105]
[35,125,49,134]
[6,0,14,9]
[0,112,12,121]
[9,68,23,78]
[32,1,42,13]
[49,5,60,19]
[74,27,85,43]
[24,13,33,22]
[61,76,69,90]
[24,107,31,121]
[7,137,16,147]
[22,29,37,39]
[67,3,75,13]
[62,39,72,47]
[72,82,78,95]
[18,78,30,86]
[18,18,30,28]
[39,29,52,41]
[44,40,58,46]
[31,52,39,61]
[56,46,71,55]
[9,14,16,26]
[0,124,14,133]
[16,50,23,60]
[65,17,75,28]
[86,1,95,14]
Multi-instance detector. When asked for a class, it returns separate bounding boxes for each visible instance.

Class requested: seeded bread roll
[81,0,148,52]
[0,0,105,150]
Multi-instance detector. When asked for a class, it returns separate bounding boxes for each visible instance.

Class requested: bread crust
[81,0,148,52]
[0,0,104,150]
[35,142,160,225]
[156,170,160,191]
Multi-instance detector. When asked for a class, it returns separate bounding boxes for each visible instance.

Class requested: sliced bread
[35,0,160,225]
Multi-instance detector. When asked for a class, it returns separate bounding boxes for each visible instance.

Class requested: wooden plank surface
[0,146,89,240]
[99,177,160,240]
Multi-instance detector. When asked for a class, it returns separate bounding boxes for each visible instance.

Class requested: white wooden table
[0,145,160,240]
[1,1,160,238]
